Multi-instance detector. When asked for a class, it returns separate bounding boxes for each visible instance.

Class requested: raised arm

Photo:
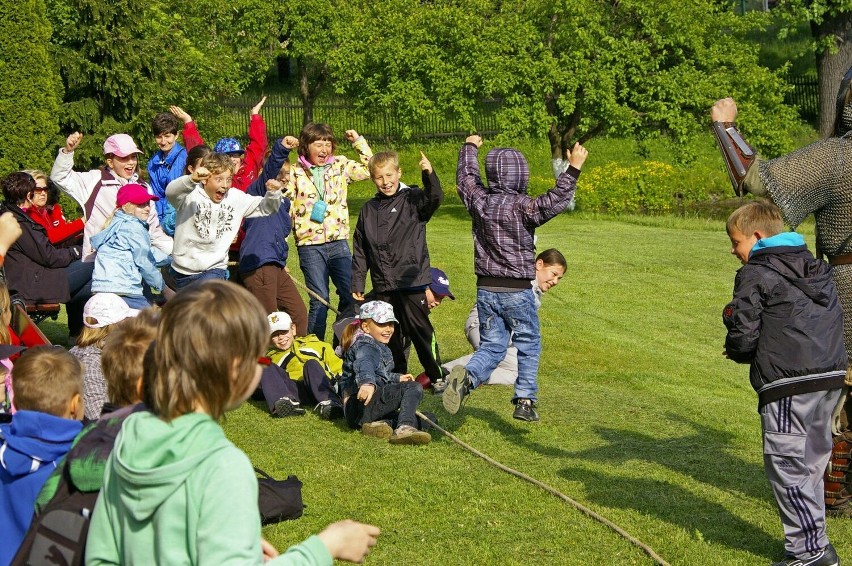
[342,129,373,182]
[456,135,486,208]
[415,151,443,220]
[49,132,102,208]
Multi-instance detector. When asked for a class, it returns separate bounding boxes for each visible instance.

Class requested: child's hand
[251,96,267,116]
[65,132,83,153]
[344,130,360,143]
[265,179,284,192]
[711,98,738,123]
[317,520,381,563]
[169,106,193,124]
[357,383,375,405]
[567,142,588,170]
[282,136,299,150]
[260,538,279,561]
[352,291,365,301]
[400,374,414,382]
[191,166,210,184]
[419,151,432,173]
[465,135,483,148]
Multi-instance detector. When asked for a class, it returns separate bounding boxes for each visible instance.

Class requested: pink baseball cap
[116,184,158,208]
[103,134,143,157]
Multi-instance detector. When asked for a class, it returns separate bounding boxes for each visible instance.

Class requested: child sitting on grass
[340,301,430,445]
[0,347,84,565]
[260,311,344,419]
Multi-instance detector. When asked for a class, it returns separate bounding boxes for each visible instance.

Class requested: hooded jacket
[723,232,847,407]
[456,144,578,283]
[91,210,164,296]
[85,411,331,565]
[0,410,83,564]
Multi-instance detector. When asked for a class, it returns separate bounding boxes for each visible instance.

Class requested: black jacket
[723,242,847,408]
[1,203,81,303]
[351,171,442,294]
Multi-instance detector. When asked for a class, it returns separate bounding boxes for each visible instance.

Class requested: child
[351,150,444,390]
[0,347,84,564]
[442,249,567,387]
[85,280,380,564]
[100,308,159,413]
[21,170,83,246]
[286,123,373,341]
[49,132,173,263]
[90,184,165,308]
[70,293,140,420]
[165,152,282,289]
[723,201,846,566]
[147,111,194,236]
[340,301,430,445]
[261,311,343,419]
[213,96,269,191]
[442,135,586,422]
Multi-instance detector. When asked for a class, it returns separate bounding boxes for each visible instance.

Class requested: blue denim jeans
[466,288,541,402]
[296,240,354,341]
[168,267,228,290]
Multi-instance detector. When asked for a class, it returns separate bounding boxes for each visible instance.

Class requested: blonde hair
[12,347,83,416]
[368,151,400,177]
[101,308,159,407]
[340,321,360,353]
[144,280,267,421]
[0,283,11,345]
[202,152,236,176]
[726,200,785,237]
[76,323,112,349]
[22,169,48,186]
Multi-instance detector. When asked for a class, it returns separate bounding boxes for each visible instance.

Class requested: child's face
[271,328,295,351]
[728,227,759,265]
[123,201,151,222]
[371,163,402,197]
[226,154,243,172]
[155,132,177,153]
[203,170,233,203]
[306,139,334,166]
[535,260,565,293]
[362,319,394,343]
[106,154,138,180]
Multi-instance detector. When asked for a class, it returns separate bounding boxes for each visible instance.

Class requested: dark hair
[536,248,567,270]
[298,123,337,159]
[2,172,35,205]
[184,144,213,175]
[151,112,180,136]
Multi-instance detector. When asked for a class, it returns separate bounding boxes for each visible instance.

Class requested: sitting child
[70,293,140,420]
[260,311,343,418]
[165,153,282,289]
[0,347,84,564]
[340,301,430,445]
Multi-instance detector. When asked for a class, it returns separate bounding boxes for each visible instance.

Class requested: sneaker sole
[388,431,432,445]
[273,401,305,418]
[513,411,540,422]
[442,366,466,415]
[361,422,393,439]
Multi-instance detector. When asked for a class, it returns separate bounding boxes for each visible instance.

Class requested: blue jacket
[239,139,293,274]
[147,143,186,235]
[0,410,82,564]
[340,333,402,396]
[91,210,165,295]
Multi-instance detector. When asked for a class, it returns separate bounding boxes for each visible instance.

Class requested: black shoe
[772,544,840,566]
[512,399,539,422]
[442,366,472,415]
[431,379,448,395]
[272,397,306,418]
[315,400,343,420]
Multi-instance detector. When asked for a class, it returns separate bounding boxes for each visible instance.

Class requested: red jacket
[181,116,268,191]
[24,205,83,246]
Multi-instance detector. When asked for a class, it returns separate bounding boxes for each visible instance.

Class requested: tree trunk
[812,12,852,137]
[298,60,314,126]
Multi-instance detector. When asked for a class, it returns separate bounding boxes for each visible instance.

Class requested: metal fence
[786,73,819,121]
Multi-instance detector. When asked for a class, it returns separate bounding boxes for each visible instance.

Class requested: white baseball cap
[267,311,292,334]
[83,293,140,328]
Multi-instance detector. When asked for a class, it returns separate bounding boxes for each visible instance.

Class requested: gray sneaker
[771,544,840,566]
[512,399,539,422]
[388,424,431,445]
[442,366,472,415]
[431,379,448,395]
[361,421,393,439]
[272,397,306,418]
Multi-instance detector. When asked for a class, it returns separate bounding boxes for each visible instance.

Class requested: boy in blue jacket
[147,111,187,235]
[0,347,84,564]
[723,200,846,566]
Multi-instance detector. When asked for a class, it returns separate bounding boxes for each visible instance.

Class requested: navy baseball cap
[430,268,455,300]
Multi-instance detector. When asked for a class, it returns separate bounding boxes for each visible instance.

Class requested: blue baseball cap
[214,137,245,155]
[430,268,455,300]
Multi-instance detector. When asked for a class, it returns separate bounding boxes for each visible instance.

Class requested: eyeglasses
[32,187,47,193]
[257,356,272,366]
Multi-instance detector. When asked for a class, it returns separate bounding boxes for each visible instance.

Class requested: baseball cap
[116,184,158,208]
[83,293,140,328]
[267,311,292,334]
[430,267,455,300]
[358,301,398,324]
[214,137,245,155]
[103,134,143,158]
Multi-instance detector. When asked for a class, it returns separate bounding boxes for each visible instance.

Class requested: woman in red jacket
[21,170,83,247]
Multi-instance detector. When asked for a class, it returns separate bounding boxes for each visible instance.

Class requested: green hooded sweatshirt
[85,411,331,565]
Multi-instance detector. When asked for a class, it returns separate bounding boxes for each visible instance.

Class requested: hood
[750,233,835,307]
[485,148,529,194]
[0,410,82,478]
[91,210,143,250]
[109,412,231,522]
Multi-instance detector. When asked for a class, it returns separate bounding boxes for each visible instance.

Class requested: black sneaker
[315,400,343,420]
[512,399,539,422]
[442,366,472,415]
[272,397,306,418]
[431,379,448,395]
[772,544,840,566]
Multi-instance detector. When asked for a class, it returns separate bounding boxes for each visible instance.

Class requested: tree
[0,0,62,174]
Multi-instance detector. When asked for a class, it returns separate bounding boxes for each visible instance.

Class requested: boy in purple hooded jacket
[442,135,587,422]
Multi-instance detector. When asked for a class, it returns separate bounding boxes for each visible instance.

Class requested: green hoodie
[85,411,331,565]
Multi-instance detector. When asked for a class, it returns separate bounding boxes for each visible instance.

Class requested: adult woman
[21,170,83,246]
[0,172,92,340]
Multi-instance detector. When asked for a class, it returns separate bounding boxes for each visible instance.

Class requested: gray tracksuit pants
[761,388,842,557]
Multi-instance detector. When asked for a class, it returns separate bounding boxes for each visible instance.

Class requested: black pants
[344,381,423,429]
[259,360,341,412]
[372,290,443,383]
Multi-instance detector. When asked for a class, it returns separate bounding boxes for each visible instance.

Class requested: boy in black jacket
[723,200,846,566]
[351,151,445,391]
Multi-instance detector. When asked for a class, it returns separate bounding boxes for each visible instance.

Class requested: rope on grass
[286,273,669,564]
[416,411,671,566]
